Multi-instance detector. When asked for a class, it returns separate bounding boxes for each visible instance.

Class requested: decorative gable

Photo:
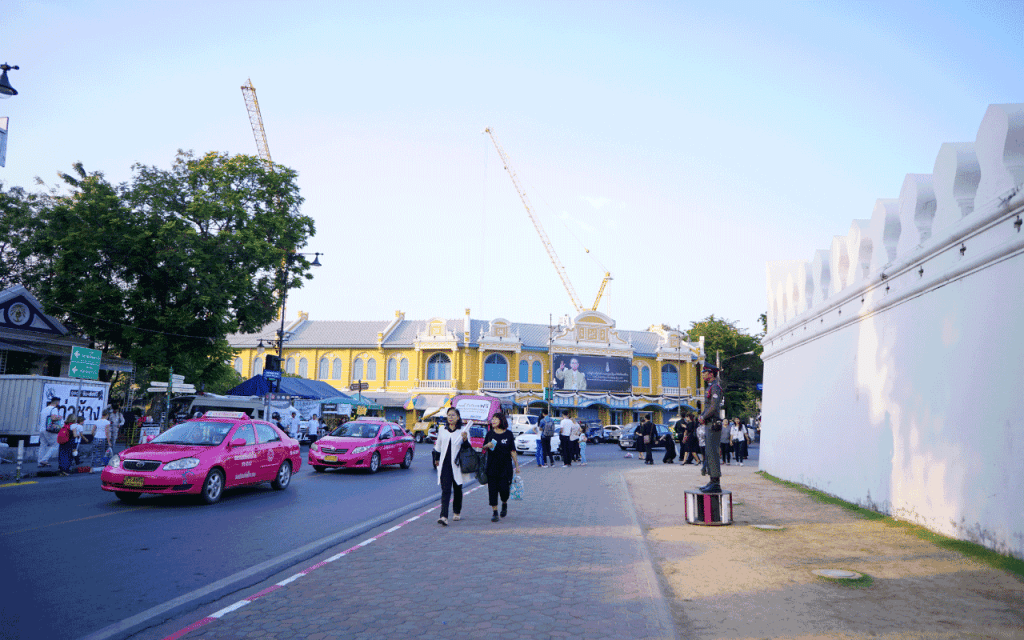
[414,317,459,351]
[477,318,521,353]
[0,286,67,336]
[551,310,631,357]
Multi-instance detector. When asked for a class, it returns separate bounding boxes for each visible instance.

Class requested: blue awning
[227,375,347,399]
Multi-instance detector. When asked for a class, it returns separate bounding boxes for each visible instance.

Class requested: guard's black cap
[702,363,720,374]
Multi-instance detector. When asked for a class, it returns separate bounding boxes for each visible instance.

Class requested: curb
[76,483,473,640]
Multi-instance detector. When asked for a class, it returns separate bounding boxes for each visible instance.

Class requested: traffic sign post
[349,380,368,401]
[69,346,101,380]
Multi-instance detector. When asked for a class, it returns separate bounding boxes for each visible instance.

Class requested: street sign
[349,382,369,391]
[756,383,763,391]
[264,371,282,381]
[69,346,102,380]
[171,374,185,382]
[150,381,168,387]
[148,385,196,394]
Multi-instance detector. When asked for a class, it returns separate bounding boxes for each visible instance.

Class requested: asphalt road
[0,442,443,640]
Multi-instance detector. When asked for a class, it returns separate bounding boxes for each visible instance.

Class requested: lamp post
[0,63,19,98]
[275,251,323,390]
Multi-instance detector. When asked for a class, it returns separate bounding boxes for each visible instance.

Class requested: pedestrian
[71,415,88,467]
[680,417,699,465]
[433,407,469,526]
[578,427,589,465]
[37,397,62,468]
[697,423,708,475]
[91,409,113,472]
[271,412,284,433]
[662,428,677,463]
[287,410,301,440]
[558,410,574,467]
[109,405,124,451]
[720,417,732,466]
[540,411,557,466]
[569,418,581,462]
[635,420,646,462]
[731,418,747,466]
[483,412,520,522]
[57,413,76,476]
[532,425,544,468]
[640,417,656,465]
[697,363,724,493]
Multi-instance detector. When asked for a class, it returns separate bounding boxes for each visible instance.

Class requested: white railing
[417,379,454,389]
[480,381,518,391]
[659,387,691,397]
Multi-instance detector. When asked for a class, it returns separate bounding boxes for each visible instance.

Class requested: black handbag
[457,443,481,473]
[475,451,488,485]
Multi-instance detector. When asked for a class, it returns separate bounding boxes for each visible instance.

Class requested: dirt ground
[623,462,1024,640]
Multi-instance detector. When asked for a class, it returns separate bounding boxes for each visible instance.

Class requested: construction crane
[484,127,612,313]
[241,79,273,168]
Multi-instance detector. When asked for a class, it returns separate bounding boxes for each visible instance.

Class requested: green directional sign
[69,346,102,380]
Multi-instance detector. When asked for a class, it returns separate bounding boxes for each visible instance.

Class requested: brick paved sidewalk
[131,459,678,640]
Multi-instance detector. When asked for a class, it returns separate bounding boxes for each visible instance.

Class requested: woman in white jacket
[433,407,470,526]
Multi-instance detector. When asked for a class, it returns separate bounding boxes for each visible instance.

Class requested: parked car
[514,427,561,459]
[585,424,605,443]
[101,411,301,505]
[603,425,624,442]
[308,418,415,473]
[507,413,539,436]
[618,422,671,450]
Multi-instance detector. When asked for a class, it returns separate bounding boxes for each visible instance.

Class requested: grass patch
[758,471,1024,582]
[815,572,875,589]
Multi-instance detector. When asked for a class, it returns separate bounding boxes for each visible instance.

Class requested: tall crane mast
[484,127,611,313]
[241,79,273,168]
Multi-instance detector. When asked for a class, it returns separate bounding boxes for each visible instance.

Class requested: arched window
[641,365,650,387]
[426,353,451,380]
[353,358,364,381]
[253,357,264,375]
[318,358,329,379]
[299,358,308,378]
[286,357,296,374]
[332,358,342,379]
[366,358,377,380]
[661,363,678,387]
[484,354,508,381]
[631,365,639,387]
[399,358,409,380]
[532,360,542,383]
[233,357,243,374]
[387,358,398,380]
[519,360,529,383]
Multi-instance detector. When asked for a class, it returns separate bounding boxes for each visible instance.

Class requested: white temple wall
[762,104,1024,559]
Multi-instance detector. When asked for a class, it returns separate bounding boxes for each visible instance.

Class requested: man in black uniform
[697,363,724,493]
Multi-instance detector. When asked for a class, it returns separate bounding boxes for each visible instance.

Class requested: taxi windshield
[330,422,380,438]
[151,421,233,446]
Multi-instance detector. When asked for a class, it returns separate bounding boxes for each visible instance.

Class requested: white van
[168,395,269,422]
[507,413,539,436]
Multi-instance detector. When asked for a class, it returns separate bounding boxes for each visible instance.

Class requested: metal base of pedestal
[684,490,733,526]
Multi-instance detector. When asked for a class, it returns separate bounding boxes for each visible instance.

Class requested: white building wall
[762,104,1024,559]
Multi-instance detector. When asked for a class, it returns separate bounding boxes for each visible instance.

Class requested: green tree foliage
[12,151,315,390]
[0,183,42,289]
[688,315,762,419]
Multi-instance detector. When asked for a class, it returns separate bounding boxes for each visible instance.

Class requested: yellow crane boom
[484,127,611,313]
[241,79,273,167]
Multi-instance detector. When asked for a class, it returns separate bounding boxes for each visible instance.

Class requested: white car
[514,428,560,458]
[603,425,623,442]
[507,414,540,436]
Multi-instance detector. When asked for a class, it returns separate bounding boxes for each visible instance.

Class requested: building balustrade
[417,379,454,389]
[659,386,692,397]
[480,380,518,391]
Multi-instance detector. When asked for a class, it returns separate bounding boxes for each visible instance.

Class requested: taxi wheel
[415,433,424,443]
[115,491,141,503]
[368,452,381,474]
[271,460,292,490]
[400,449,413,469]
[200,469,225,504]
[312,465,326,473]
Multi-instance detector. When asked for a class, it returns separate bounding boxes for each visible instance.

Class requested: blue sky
[3,1,1021,336]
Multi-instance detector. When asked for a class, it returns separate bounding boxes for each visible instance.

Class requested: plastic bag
[510,474,524,500]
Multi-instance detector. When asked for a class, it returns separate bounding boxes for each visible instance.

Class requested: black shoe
[500,504,507,518]
[700,467,707,476]
[699,480,722,493]
[491,513,500,522]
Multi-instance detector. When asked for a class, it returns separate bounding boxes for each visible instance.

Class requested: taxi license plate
[123,476,145,488]
[324,455,338,462]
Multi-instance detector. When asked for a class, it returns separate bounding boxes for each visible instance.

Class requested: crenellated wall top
[765,104,1024,346]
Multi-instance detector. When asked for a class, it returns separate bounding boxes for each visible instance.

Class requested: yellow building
[228,309,704,429]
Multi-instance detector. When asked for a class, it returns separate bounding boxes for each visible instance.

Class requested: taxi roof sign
[203,411,247,419]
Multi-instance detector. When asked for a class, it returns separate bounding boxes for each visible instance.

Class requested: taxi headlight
[106,453,121,469]
[311,443,320,453]
[351,445,373,454]
[163,457,201,470]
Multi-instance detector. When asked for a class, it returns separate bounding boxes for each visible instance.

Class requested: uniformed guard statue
[698,363,723,493]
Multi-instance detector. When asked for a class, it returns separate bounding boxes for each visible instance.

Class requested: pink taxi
[101,411,302,504]
[308,418,415,473]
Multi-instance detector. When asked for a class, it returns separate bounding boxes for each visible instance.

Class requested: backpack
[57,424,72,444]
[542,418,556,438]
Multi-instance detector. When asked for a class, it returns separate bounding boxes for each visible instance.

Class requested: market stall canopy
[320,394,383,411]
[227,375,343,399]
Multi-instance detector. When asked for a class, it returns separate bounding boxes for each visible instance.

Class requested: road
[0,442,443,640]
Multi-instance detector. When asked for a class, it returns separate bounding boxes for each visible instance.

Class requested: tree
[14,151,315,390]
[688,315,762,419]
[0,182,43,290]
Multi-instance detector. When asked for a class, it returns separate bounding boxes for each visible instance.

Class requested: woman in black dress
[662,429,677,463]
[483,412,520,522]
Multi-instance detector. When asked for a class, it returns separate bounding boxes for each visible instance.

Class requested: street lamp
[0,64,19,98]
[275,251,323,389]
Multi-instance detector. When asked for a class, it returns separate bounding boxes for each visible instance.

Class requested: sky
[2,1,1022,337]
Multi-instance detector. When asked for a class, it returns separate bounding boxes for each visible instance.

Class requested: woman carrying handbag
[433,407,470,526]
[483,412,520,522]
